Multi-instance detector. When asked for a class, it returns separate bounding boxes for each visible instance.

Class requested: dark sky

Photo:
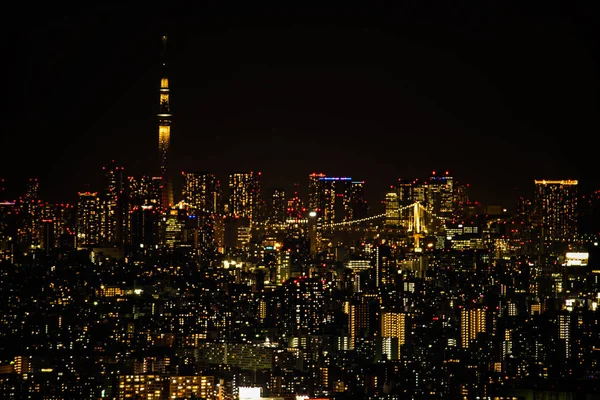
[2,3,599,211]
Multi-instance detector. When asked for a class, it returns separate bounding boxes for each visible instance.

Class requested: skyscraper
[534,179,578,248]
[100,160,124,246]
[269,188,286,224]
[227,172,261,222]
[308,172,326,214]
[76,192,100,248]
[345,180,368,221]
[158,35,173,211]
[182,172,221,214]
[307,173,352,224]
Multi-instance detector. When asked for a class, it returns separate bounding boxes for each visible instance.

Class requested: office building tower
[286,184,305,220]
[158,35,173,211]
[308,174,352,224]
[227,172,261,223]
[345,180,368,221]
[534,179,578,248]
[308,172,326,213]
[100,160,125,246]
[269,188,287,224]
[428,170,454,220]
[182,171,221,213]
[127,176,162,207]
[397,178,416,226]
[76,192,100,248]
[15,178,42,249]
[129,204,160,251]
[124,176,161,246]
[385,189,400,227]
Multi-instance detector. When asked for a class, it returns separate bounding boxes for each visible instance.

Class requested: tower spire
[158,35,173,211]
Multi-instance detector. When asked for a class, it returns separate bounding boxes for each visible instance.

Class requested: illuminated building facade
[345,181,368,221]
[158,35,173,211]
[127,176,162,207]
[118,375,165,400]
[15,178,42,249]
[100,160,124,246]
[182,171,221,213]
[308,172,326,213]
[380,312,406,360]
[169,376,215,399]
[0,201,16,261]
[385,189,400,227]
[308,174,353,224]
[534,179,578,248]
[283,277,325,336]
[428,170,454,220]
[76,192,100,248]
[227,172,261,222]
[349,301,369,350]
[125,176,161,247]
[286,184,305,220]
[269,188,287,224]
[461,307,487,348]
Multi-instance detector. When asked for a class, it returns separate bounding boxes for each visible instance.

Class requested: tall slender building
[534,179,578,248]
[158,35,173,211]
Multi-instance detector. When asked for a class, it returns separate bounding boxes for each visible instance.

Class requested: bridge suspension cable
[323,202,444,228]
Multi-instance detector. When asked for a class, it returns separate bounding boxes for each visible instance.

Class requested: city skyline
[2,6,600,398]
[3,4,599,209]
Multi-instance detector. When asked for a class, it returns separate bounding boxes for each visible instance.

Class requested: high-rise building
[269,188,287,224]
[124,176,161,246]
[15,178,42,249]
[345,181,368,221]
[100,160,125,246]
[308,172,326,213]
[385,189,400,227]
[127,176,162,207]
[286,183,305,220]
[380,311,406,360]
[308,174,352,224]
[227,172,261,223]
[460,307,487,348]
[76,192,100,248]
[428,170,454,221]
[534,179,578,248]
[158,35,173,211]
[349,301,369,351]
[182,171,221,213]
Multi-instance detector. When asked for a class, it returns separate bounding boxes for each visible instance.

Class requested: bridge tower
[408,202,427,251]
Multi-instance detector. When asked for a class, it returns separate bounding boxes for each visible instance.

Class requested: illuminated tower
[158,35,173,211]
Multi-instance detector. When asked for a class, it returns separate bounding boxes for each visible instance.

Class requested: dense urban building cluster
[1,36,599,400]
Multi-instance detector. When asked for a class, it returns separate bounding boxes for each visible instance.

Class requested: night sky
[3,3,599,211]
